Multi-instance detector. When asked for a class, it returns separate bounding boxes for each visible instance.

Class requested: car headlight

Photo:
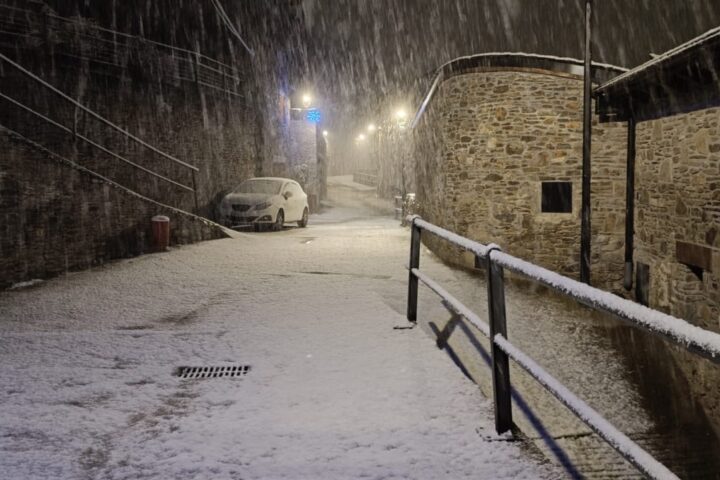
[254,201,272,210]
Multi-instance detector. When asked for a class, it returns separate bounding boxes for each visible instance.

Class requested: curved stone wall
[413,67,627,290]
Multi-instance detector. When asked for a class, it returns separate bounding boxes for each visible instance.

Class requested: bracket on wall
[676,241,713,280]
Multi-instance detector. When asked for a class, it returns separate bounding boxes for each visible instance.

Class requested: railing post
[407,217,421,323]
[486,247,513,434]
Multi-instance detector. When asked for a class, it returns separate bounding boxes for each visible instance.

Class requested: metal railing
[0,3,242,97]
[406,215,720,479]
[353,171,378,187]
[0,52,200,211]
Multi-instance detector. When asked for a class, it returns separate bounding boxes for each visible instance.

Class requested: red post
[151,215,170,252]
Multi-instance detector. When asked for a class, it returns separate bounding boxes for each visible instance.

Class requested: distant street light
[358,133,366,141]
[367,123,376,133]
[322,130,329,137]
[302,93,312,108]
[395,109,407,121]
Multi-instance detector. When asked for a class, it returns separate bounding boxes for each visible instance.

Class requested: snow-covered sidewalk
[0,208,558,479]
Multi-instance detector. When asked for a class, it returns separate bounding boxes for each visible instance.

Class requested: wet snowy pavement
[0,206,560,478]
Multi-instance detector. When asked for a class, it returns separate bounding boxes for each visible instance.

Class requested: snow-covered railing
[405,215,720,479]
[353,171,378,188]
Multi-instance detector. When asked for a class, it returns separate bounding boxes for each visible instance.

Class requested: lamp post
[580,0,593,285]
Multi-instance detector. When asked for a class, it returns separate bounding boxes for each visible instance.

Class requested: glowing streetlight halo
[301,93,312,108]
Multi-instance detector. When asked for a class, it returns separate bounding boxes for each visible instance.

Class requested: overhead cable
[211,0,255,57]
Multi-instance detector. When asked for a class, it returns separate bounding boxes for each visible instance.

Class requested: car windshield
[234,179,283,195]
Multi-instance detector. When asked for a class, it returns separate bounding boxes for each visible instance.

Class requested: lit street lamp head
[395,109,407,121]
[301,93,312,108]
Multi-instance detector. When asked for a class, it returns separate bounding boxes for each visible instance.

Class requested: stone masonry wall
[0,47,260,288]
[0,52,261,219]
[634,108,720,434]
[413,68,627,291]
[0,127,227,289]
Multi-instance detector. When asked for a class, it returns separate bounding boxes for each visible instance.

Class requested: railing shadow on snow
[428,315,584,479]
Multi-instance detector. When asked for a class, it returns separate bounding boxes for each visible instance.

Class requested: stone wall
[0,40,261,288]
[0,127,227,289]
[413,68,627,291]
[0,57,260,219]
[0,2,310,289]
[635,108,720,327]
[634,108,720,434]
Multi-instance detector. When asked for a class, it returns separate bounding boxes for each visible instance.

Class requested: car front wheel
[298,208,309,228]
[273,209,284,231]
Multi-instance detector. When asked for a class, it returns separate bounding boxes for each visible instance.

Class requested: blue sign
[306,108,321,124]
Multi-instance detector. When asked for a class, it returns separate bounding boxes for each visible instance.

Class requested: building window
[541,182,572,213]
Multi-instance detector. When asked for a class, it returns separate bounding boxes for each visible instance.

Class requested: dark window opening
[687,265,704,281]
[541,182,572,213]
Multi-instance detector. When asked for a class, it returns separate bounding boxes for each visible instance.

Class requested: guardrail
[0,3,242,97]
[0,52,200,211]
[353,171,378,187]
[406,215,720,479]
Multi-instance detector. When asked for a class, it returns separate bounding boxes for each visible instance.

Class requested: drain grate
[176,365,251,379]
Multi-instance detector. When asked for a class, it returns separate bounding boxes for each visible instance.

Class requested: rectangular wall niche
[541,182,572,213]
[636,262,650,306]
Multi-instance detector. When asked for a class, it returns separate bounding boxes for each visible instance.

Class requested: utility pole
[580,0,593,284]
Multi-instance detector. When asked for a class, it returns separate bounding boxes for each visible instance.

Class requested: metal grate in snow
[176,365,251,379]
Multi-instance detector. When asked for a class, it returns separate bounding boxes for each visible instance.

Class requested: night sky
[38,0,720,140]
[298,0,720,136]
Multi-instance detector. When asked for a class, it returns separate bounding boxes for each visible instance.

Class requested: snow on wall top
[411,52,628,128]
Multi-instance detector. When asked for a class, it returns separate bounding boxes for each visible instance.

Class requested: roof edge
[596,25,720,93]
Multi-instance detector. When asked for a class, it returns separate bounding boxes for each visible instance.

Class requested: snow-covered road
[0,203,560,478]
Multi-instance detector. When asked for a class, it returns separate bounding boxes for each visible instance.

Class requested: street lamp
[367,123,376,133]
[395,109,407,122]
[322,130,328,137]
[301,93,312,108]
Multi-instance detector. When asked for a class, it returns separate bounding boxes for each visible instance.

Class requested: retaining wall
[0,127,227,289]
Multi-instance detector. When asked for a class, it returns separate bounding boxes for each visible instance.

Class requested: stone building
[412,53,628,290]
[596,26,720,434]
[411,34,720,436]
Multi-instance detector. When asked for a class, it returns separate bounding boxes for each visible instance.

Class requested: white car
[219,177,309,231]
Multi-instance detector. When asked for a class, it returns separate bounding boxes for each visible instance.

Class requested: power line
[211,0,255,57]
